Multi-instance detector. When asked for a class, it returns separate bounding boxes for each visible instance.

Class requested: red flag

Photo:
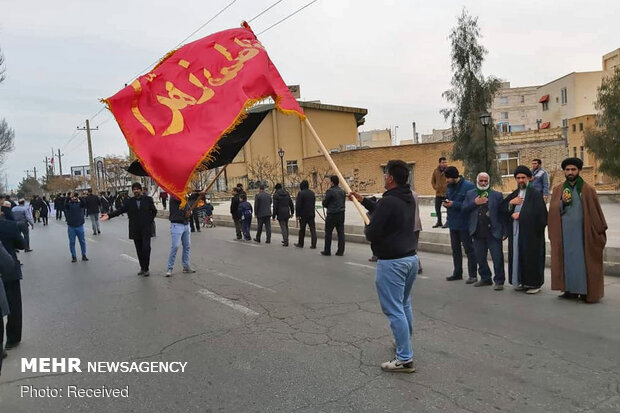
[103,23,304,202]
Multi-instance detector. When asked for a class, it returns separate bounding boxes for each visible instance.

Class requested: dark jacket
[168,197,188,225]
[272,189,294,220]
[230,194,241,219]
[362,185,418,260]
[84,194,101,215]
[323,185,346,214]
[0,245,10,316]
[238,201,253,220]
[445,177,476,231]
[39,199,50,217]
[296,188,316,219]
[1,206,14,221]
[109,195,157,239]
[0,217,25,282]
[254,191,272,218]
[463,189,507,240]
[54,196,65,210]
[65,198,86,227]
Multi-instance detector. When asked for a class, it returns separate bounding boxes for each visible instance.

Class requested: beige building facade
[421,128,453,143]
[358,129,392,148]
[603,48,620,72]
[226,101,367,187]
[490,82,539,133]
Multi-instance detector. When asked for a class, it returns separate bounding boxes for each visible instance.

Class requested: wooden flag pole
[304,118,370,225]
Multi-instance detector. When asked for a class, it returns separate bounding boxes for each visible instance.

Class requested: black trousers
[255,216,271,242]
[324,212,345,254]
[434,196,446,225]
[4,280,22,344]
[189,210,201,232]
[298,217,317,248]
[133,237,152,272]
[161,198,167,210]
[56,209,63,220]
[232,216,242,239]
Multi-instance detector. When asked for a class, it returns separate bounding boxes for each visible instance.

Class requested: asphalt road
[0,215,619,412]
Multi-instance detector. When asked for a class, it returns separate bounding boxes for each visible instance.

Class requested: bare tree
[0,49,14,167]
[102,155,132,193]
[246,156,280,190]
[0,48,5,84]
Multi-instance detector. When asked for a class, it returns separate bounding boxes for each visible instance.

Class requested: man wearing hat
[443,166,478,283]
[504,166,547,294]
[548,158,607,302]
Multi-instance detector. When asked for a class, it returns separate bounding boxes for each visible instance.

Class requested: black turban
[561,157,583,170]
[513,165,532,178]
[444,166,459,178]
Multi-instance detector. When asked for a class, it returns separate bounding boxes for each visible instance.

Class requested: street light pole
[278,147,285,187]
[479,112,491,172]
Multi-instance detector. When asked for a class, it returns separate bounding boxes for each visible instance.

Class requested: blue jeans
[376,255,419,362]
[167,223,191,270]
[473,236,506,284]
[68,225,86,258]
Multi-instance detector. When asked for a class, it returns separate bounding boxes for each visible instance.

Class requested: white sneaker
[526,288,541,294]
[380,357,416,373]
[165,269,172,277]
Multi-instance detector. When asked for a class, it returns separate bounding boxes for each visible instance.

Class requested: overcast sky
[0,0,618,189]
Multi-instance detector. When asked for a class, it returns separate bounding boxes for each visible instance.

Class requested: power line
[89,106,106,122]
[249,0,285,23]
[257,0,319,35]
[127,0,238,85]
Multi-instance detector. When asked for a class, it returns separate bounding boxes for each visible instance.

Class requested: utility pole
[33,166,37,180]
[77,120,98,192]
[24,170,32,179]
[56,148,64,176]
[43,157,50,178]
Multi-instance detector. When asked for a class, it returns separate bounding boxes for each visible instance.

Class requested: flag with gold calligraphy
[103,22,305,202]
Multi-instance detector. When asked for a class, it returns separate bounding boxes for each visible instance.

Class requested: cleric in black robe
[502,165,548,294]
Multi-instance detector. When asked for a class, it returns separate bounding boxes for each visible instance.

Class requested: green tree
[441,9,502,184]
[17,177,42,198]
[584,67,620,180]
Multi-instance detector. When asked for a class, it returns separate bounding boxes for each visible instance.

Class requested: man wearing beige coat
[431,157,448,228]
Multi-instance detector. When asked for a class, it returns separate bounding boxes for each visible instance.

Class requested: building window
[286,160,298,174]
[580,146,584,161]
[85,169,90,175]
[572,124,576,132]
[498,96,508,105]
[573,147,577,157]
[500,112,509,120]
[579,123,584,131]
[561,87,568,105]
[562,119,569,139]
[497,152,519,176]
[498,122,509,133]
[542,101,549,111]
[520,95,525,104]
[74,171,81,176]
[520,110,526,118]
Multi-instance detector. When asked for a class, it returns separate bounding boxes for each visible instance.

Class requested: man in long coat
[549,158,607,303]
[102,182,157,276]
[503,165,547,294]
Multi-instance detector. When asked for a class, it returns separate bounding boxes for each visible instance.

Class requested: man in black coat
[253,185,272,243]
[102,182,157,276]
[321,175,346,256]
[294,180,317,249]
[0,243,12,372]
[230,187,242,240]
[0,210,25,351]
[84,189,101,235]
[272,183,294,247]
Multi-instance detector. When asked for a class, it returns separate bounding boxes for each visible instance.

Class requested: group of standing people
[435,157,606,302]
[229,177,347,256]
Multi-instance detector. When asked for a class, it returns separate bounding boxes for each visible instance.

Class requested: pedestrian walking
[230,187,242,240]
[254,185,272,243]
[188,190,202,233]
[549,158,607,302]
[530,159,550,203]
[1,201,14,221]
[39,196,50,226]
[238,193,253,241]
[321,175,346,256]
[102,183,157,276]
[294,180,317,249]
[504,166,548,294]
[443,167,477,283]
[64,192,88,262]
[84,189,101,235]
[11,199,34,252]
[463,172,507,290]
[54,194,65,220]
[0,209,25,352]
[99,192,111,214]
[272,183,294,247]
[431,157,448,228]
[0,243,12,373]
[160,190,168,210]
[349,160,419,373]
[165,195,196,277]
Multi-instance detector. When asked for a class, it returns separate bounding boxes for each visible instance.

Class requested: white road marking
[118,238,132,245]
[87,237,98,243]
[226,240,261,247]
[345,262,376,270]
[418,276,429,279]
[197,289,259,316]
[213,271,276,293]
[120,254,139,263]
